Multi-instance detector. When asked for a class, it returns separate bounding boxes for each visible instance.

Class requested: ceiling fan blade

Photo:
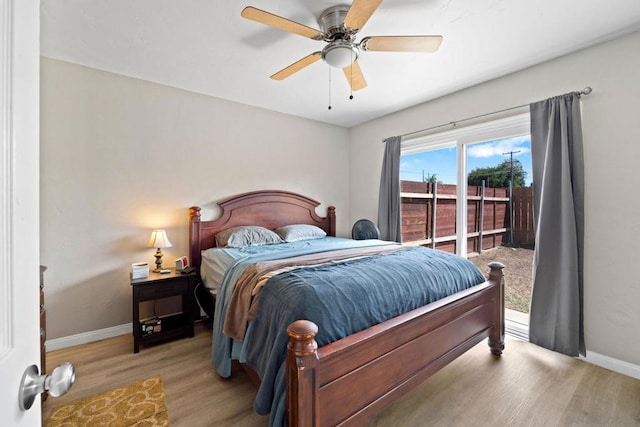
[342,61,367,91]
[344,0,383,31]
[361,35,443,52]
[241,6,323,40]
[271,52,322,80]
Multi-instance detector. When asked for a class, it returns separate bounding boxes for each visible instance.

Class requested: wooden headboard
[189,190,336,270]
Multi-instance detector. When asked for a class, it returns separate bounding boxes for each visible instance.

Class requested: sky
[400,135,532,186]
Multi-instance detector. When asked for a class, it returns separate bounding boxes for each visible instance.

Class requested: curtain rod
[382,86,592,142]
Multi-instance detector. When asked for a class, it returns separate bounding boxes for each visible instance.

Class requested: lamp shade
[147,229,172,248]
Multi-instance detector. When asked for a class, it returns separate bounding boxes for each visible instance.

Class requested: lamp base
[153,249,164,272]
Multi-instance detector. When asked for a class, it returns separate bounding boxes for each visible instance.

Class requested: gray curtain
[378,136,402,242]
[529,92,585,356]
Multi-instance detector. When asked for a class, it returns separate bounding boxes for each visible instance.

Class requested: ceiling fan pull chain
[328,67,332,110]
[349,50,354,100]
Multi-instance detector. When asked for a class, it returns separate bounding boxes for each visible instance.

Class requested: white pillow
[215,226,284,248]
[275,224,327,242]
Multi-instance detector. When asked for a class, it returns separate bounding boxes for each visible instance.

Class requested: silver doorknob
[19,362,75,411]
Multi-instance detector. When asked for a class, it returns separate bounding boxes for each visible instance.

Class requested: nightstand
[131,269,198,353]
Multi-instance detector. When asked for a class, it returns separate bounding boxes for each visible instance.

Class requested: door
[400,115,533,340]
[0,0,41,424]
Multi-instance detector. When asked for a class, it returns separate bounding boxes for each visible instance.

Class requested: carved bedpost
[189,206,201,270]
[327,206,336,237]
[287,320,319,427]
[487,262,505,355]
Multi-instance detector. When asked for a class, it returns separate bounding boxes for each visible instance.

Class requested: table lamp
[147,229,172,272]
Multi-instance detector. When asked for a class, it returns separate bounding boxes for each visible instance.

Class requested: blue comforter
[210,239,485,426]
[211,238,399,378]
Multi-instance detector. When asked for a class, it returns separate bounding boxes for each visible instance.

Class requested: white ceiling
[41,0,640,128]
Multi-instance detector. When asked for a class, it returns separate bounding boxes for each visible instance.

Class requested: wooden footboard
[286,262,505,427]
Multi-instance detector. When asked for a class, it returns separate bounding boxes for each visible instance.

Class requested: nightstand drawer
[137,280,186,300]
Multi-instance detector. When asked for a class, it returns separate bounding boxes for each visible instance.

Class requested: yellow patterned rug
[46,376,169,426]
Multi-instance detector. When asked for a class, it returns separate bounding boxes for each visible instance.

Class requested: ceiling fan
[241,0,443,91]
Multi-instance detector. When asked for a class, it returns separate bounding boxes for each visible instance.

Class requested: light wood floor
[43,321,640,426]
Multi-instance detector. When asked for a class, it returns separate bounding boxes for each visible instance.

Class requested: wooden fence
[512,187,535,246]
[400,180,534,254]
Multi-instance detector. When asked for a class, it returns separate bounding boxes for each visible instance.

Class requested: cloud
[467,136,530,158]
[400,160,412,170]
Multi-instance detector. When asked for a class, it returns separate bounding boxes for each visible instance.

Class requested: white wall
[349,31,640,366]
[40,58,349,339]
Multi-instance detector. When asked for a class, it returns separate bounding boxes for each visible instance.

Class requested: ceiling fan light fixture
[321,41,359,68]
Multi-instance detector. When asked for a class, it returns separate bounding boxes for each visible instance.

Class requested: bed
[189,190,505,427]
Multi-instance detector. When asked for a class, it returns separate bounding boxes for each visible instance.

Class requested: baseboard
[46,323,132,352]
[504,311,640,380]
[581,351,640,380]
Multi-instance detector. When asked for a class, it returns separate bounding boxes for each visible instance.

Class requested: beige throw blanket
[223,244,406,341]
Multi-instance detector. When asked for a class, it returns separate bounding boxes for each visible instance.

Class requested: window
[400,113,533,337]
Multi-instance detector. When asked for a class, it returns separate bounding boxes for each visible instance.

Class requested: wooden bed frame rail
[286,262,505,427]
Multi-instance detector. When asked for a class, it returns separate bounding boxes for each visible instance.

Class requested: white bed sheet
[200,248,243,295]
